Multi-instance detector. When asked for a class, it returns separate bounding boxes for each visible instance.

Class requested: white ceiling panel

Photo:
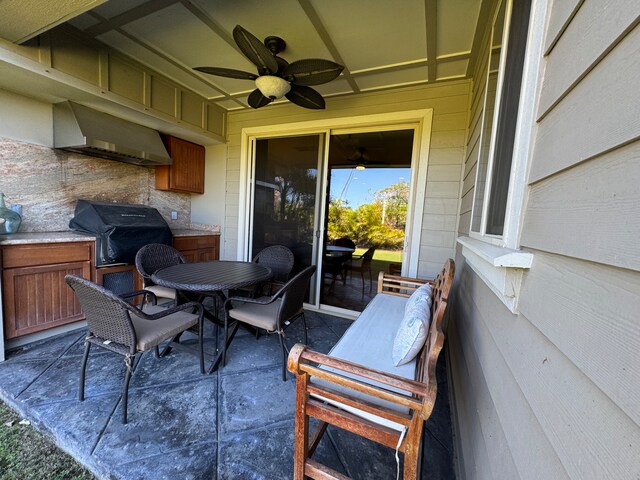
[91,0,153,20]
[355,66,429,91]
[310,0,427,71]
[190,0,333,61]
[436,59,469,80]
[121,3,257,95]
[437,0,480,57]
[59,0,484,111]
[312,78,354,97]
[67,14,100,30]
[97,30,225,99]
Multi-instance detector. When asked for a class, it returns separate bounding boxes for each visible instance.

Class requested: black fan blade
[285,84,325,109]
[247,88,273,109]
[193,66,257,80]
[283,59,344,86]
[233,25,278,75]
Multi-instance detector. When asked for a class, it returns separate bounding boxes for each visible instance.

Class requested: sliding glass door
[248,134,325,305]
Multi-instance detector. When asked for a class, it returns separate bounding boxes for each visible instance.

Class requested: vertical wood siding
[224,81,470,280]
[452,1,640,478]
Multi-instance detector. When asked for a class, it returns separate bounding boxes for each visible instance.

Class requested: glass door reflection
[250,135,323,304]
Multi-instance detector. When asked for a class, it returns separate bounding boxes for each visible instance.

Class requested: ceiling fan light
[356,164,366,171]
[255,75,291,99]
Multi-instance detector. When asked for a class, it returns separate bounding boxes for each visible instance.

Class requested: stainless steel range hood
[53,101,172,166]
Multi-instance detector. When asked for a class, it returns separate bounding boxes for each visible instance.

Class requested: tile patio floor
[0,310,455,479]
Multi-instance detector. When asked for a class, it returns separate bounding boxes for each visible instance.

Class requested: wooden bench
[287,259,455,480]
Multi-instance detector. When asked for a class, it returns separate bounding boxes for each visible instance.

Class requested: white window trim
[459,0,550,313]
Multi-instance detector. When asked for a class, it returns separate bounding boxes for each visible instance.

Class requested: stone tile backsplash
[0,138,191,232]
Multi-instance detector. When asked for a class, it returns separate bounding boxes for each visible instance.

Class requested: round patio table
[151,260,272,373]
[152,260,272,293]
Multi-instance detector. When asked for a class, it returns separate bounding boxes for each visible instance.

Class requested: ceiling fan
[194,25,344,110]
[347,148,389,170]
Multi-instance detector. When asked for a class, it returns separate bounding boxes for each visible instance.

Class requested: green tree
[326,179,408,250]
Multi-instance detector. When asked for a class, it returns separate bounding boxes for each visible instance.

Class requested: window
[459,0,540,313]
[471,0,532,238]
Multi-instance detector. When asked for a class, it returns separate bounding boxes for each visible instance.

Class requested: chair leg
[302,313,308,345]
[278,332,287,381]
[199,317,205,375]
[361,270,365,295]
[78,341,91,401]
[222,318,229,366]
[121,355,134,424]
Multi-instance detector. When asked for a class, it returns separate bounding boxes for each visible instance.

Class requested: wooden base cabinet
[173,235,219,263]
[1,242,93,339]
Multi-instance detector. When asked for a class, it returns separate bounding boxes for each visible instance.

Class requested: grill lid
[69,199,172,266]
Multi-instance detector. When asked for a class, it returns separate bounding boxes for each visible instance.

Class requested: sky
[330,167,411,208]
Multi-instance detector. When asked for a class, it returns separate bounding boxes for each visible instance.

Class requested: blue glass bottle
[0,193,22,234]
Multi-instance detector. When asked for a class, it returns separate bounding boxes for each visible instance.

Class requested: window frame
[458,0,549,313]
[470,0,532,249]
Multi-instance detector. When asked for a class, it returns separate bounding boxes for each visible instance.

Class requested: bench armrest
[288,344,435,420]
[376,272,434,297]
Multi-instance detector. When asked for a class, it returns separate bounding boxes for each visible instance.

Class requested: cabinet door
[173,235,219,262]
[2,261,91,339]
[156,136,205,193]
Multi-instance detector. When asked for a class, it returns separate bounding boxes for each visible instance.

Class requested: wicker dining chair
[135,243,187,304]
[232,245,295,298]
[223,265,316,381]
[347,246,377,294]
[65,274,204,424]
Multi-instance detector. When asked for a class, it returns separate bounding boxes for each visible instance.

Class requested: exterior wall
[191,143,227,247]
[221,81,471,279]
[451,1,640,479]
[0,90,191,231]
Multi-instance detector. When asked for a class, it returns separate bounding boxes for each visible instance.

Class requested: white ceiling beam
[84,0,180,37]
[297,0,360,93]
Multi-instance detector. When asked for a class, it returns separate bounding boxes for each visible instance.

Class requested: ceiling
[57,0,486,111]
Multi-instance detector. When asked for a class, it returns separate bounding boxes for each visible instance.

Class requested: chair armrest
[126,301,204,320]
[224,294,278,310]
[120,289,157,306]
[287,344,433,418]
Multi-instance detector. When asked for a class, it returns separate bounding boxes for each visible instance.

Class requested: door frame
[237,109,434,303]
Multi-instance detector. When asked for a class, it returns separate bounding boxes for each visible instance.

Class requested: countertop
[0,231,96,245]
[0,228,220,245]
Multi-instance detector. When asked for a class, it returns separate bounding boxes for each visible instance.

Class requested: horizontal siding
[453,260,568,479]
[458,262,640,479]
[519,250,640,428]
[543,0,583,53]
[224,81,470,269]
[538,0,640,118]
[522,139,640,272]
[447,321,499,480]
[530,23,640,183]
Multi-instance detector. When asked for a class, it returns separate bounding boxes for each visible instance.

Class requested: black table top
[152,261,272,292]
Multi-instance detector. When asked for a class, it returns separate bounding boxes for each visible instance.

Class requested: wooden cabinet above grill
[155,135,205,194]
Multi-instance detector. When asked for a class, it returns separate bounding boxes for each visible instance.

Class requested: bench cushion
[313,293,416,431]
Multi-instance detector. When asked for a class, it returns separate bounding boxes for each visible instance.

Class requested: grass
[353,248,402,263]
[351,249,403,280]
[0,401,95,480]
